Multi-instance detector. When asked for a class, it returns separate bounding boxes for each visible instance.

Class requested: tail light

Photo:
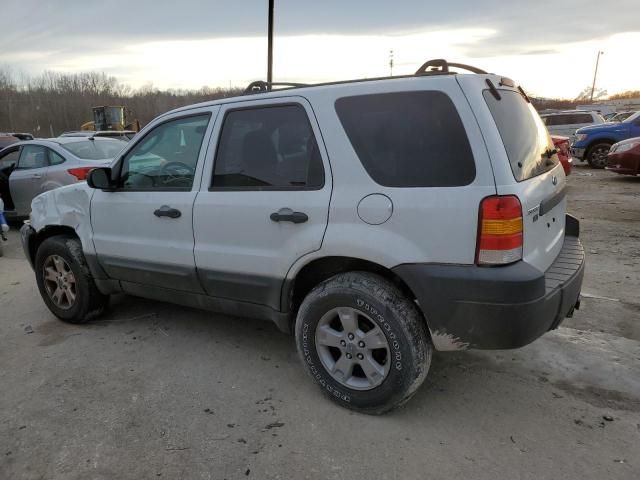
[476,195,523,265]
[67,167,94,181]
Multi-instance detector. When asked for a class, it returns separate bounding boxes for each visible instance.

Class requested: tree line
[0,69,242,136]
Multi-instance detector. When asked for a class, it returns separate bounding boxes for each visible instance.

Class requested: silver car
[0,137,125,219]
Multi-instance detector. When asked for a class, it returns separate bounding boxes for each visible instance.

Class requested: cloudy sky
[1,0,638,98]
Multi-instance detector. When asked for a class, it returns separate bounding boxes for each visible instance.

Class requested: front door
[91,110,215,292]
[193,98,332,310]
[10,144,49,216]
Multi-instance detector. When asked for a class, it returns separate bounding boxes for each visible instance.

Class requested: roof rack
[415,59,487,75]
[244,81,309,94]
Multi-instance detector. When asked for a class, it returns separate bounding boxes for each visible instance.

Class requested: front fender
[30,183,96,256]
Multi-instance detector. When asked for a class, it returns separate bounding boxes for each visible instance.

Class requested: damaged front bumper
[393,215,585,351]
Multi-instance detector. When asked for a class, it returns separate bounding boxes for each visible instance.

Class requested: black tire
[586,142,612,169]
[35,235,107,323]
[295,272,432,414]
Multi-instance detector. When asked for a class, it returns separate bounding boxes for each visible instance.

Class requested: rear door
[9,144,50,216]
[458,76,566,272]
[192,97,331,310]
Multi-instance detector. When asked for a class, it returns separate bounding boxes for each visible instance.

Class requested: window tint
[573,113,594,124]
[335,91,475,187]
[49,149,66,165]
[484,90,558,182]
[212,105,324,190]
[17,145,48,169]
[120,114,210,190]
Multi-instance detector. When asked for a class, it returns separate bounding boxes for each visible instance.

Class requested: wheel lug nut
[340,340,346,346]
[358,341,365,348]
[346,353,352,359]
[357,353,364,360]
[348,333,354,340]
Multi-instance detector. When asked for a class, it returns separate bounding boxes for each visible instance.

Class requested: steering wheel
[160,161,195,186]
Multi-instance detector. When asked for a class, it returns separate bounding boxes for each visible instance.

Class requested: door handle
[270,208,308,224]
[154,205,182,218]
[32,174,43,179]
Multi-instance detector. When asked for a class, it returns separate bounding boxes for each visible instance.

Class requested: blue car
[572,111,640,168]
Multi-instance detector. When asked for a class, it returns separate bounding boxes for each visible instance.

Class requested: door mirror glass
[87,168,114,190]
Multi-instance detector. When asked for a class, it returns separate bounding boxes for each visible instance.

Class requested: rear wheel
[295,272,432,414]
[35,235,107,323]
[586,142,612,169]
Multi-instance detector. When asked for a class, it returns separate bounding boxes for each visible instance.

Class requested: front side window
[120,114,210,190]
[335,91,475,187]
[0,150,20,174]
[211,105,324,190]
[17,145,48,170]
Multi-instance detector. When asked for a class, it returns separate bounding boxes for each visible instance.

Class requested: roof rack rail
[415,59,487,75]
[244,81,309,94]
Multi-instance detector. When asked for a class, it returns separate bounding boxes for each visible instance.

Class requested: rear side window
[573,113,594,123]
[484,90,558,182]
[17,145,48,169]
[335,91,475,187]
[211,104,324,190]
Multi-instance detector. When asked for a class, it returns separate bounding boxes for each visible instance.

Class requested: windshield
[622,111,640,123]
[60,138,125,160]
[484,89,559,182]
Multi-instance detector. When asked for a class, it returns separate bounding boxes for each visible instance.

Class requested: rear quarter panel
[285,76,497,279]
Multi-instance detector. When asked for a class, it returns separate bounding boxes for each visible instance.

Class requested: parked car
[20,60,584,414]
[59,130,136,141]
[551,135,572,175]
[572,111,640,168]
[0,134,18,150]
[606,137,640,176]
[0,137,125,219]
[540,110,604,142]
[607,111,636,123]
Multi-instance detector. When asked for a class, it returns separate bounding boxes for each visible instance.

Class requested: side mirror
[87,167,115,190]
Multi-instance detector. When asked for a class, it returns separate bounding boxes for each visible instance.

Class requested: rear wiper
[542,148,557,166]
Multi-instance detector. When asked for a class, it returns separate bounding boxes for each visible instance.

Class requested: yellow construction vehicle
[81,106,140,132]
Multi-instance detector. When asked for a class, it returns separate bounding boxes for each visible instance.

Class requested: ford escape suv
[20,60,585,414]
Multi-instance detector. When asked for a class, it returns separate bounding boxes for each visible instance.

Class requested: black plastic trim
[197,269,283,311]
[393,229,584,350]
[97,255,204,293]
[120,281,291,333]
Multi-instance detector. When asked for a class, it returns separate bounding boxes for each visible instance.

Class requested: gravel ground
[0,164,639,480]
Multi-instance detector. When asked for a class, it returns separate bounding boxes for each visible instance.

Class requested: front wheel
[35,235,108,323]
[295,272,432,414]
[586,142,612,169]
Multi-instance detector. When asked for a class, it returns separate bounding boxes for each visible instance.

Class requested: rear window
[335,91,475,187]
[60,139,124,160]
[484,90,558,182]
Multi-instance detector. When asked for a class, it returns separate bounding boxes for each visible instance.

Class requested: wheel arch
[586,137,616,153]
[284,256,422,328]
[27,225,79,266]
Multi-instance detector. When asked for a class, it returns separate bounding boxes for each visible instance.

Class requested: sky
[0,0,638,99]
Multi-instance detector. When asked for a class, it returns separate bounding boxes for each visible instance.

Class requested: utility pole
[389,50,394,76]
[590,50,604,103]
[267,0,274,88]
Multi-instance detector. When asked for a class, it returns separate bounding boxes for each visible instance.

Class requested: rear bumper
[393,215,584,351]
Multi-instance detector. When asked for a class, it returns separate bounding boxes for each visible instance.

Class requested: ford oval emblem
[552,176,557,186]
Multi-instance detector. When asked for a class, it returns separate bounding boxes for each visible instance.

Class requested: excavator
[80,106,140,133]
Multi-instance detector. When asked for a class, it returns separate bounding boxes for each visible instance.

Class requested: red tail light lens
[476,195,523,265]
[67,167,94,181]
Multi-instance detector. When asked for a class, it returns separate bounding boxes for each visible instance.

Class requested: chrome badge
[552,176,558,186]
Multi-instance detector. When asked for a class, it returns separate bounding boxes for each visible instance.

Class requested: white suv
[21,60,585,414]
[540,110,604,142]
